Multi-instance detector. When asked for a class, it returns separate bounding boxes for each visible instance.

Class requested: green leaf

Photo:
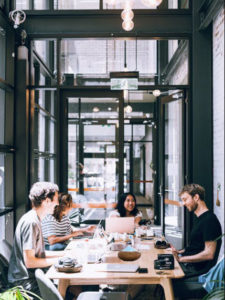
[0,286,43,300]
[202,286,225,300]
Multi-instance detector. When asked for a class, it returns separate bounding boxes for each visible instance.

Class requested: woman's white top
[109,209,143,218]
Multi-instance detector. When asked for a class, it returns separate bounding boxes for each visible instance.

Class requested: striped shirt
[41,214,72,246]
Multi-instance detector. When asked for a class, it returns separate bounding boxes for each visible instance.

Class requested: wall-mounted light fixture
[9,10,26,29]
[93,107,100,112]
[124,89,133,114]
[152,89,161,97]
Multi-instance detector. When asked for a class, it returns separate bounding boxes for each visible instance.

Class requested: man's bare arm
[175,241,217,263]
[45,250,65,257]
[171,245,185,255]
[23,249,63,269]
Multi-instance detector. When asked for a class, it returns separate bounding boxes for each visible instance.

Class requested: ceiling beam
[22,10,192,38]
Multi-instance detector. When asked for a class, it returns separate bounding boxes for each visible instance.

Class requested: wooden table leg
[160,278,174,300]
[58,279,70,299]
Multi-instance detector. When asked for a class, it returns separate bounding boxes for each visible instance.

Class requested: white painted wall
[213,7,224,258]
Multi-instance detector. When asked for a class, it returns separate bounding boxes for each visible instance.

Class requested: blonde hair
[29,181,59,207]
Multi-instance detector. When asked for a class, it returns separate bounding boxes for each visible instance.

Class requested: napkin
[122,245,137,252]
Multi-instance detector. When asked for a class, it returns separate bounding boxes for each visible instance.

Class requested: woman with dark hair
[109,192,142,226]
[42,193,95,250]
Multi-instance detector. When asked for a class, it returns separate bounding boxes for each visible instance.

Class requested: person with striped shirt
[42,193,95,250]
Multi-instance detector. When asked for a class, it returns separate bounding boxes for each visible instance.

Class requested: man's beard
[191,202,198,212]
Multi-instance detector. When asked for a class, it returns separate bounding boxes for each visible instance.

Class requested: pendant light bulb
[93,106,100,112]
[125,104,133,114]
[121,9,134,20]
[153,89,161,97]
[122,20,134,31]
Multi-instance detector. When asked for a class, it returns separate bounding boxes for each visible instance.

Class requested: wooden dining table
[46,238,184,300]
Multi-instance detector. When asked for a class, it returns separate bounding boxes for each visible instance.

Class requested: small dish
[54,264,82,273]
[110,242,126,251]
[154,241,170,249]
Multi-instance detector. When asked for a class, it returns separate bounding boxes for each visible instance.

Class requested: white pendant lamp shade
[124,104,133,114]
[121,9,134,20]
[153,89,161,97]
[120,0,163,31]
[122,19,134,31]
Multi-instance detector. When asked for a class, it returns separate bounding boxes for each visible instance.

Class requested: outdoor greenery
[0,286,42,300]
[202,283,225,300]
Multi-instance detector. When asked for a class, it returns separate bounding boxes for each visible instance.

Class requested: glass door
[68,97,119,204]
[124,121,155,218]
[83,126,117,203]
[161,90,186,249]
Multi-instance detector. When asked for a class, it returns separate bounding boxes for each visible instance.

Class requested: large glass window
[61,38,157,86]
[31,40,56,86]
[32,89,57,183]
[0,152,14,242]
[0,22,14,243]
[0,89,5,144]
[124,121,154,218]
[31,38,58,184]
[161,92,185,249]
[67,91,155,221]
[164,98,184,228]
[166,40,189,85]
[0,27,5,80]
[15,0,189,10]
[33,40,56,73]
[60,38,189,86]
[0,154,5,207]
[68,97,119,203]
[55,0,99,9]
[16,0,29,9]
[103,0,189,9]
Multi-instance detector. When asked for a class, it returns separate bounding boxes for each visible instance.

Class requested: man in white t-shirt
[8,181,64,296]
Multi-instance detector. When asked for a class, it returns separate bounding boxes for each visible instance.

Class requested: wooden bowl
[118,251,141,261]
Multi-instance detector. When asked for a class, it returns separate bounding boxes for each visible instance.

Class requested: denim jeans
[45,243,67,251]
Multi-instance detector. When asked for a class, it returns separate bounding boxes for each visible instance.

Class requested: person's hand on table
[171,244,178,254]
[172,250,180,262]
[72,230,84,237]
[84,225,96,233]
[170,244,185,262]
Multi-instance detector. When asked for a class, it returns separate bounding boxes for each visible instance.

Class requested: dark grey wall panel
[191,0,213,210]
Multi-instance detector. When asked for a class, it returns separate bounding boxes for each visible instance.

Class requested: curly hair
[179,184,205,201]
[116,192,139,217]
[53,193,73,222]
[29,181,59,208]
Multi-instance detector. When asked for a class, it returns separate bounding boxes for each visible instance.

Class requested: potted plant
[0,286,42,300]
[202,282,225,299]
